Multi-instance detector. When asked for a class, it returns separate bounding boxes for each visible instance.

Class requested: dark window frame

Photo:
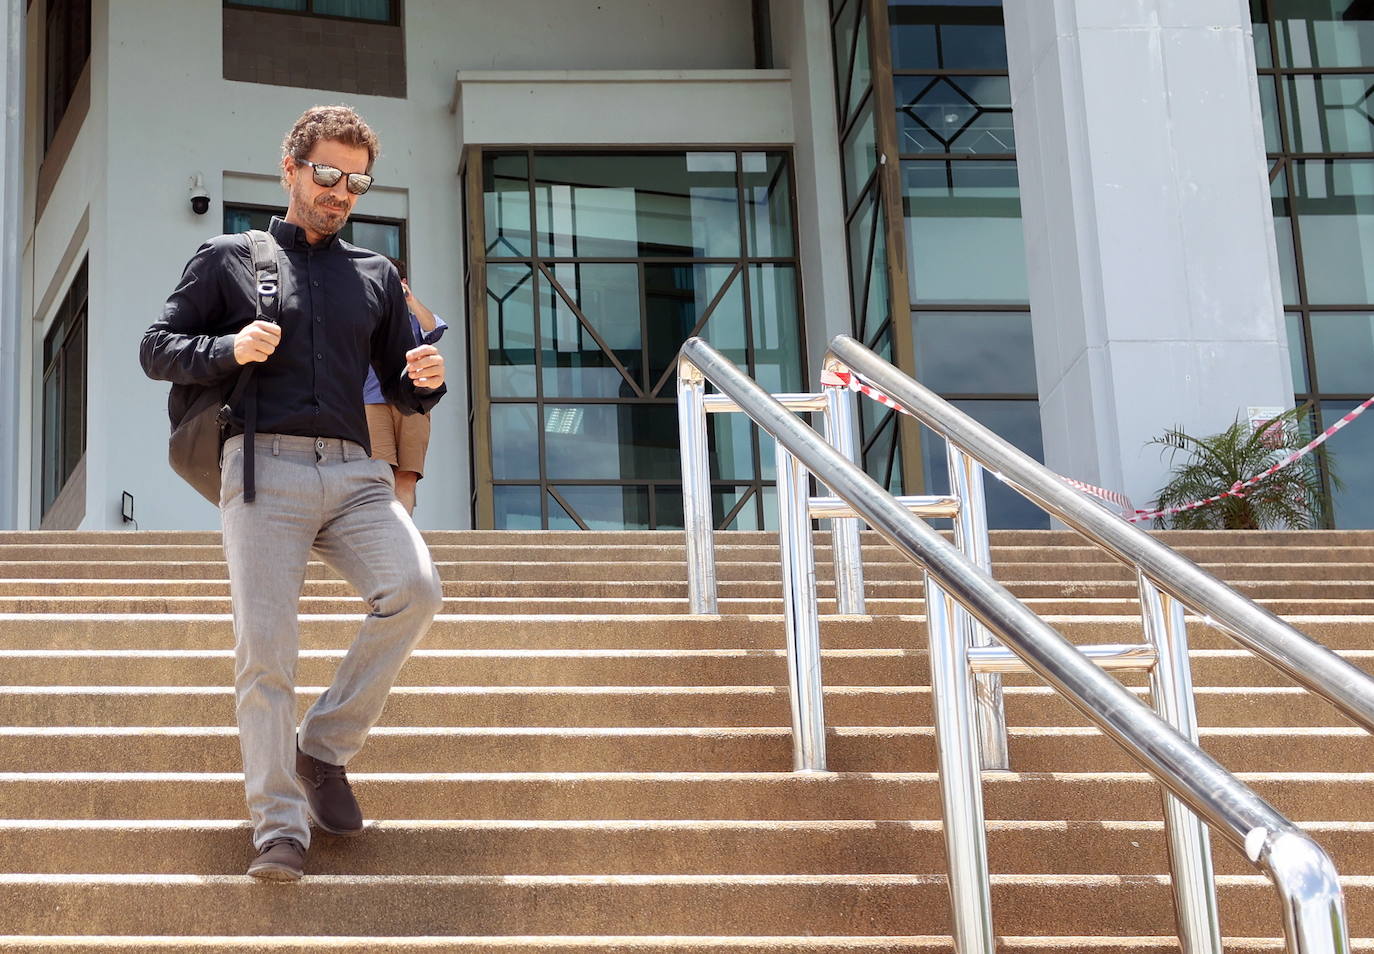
[41,258,88,516]
[474,146,807,531]
[221,203,409,265]
[43,0,90,152]
[222,0,399,26]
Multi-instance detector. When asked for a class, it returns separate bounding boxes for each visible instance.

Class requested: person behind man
[140,105,446,882]
[364,257,445,514]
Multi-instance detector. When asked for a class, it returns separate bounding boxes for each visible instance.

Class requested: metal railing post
[678,359,717,614]
[947,446,1009,771]
[776,440,827,771]
[924,572,996,954]
[823,373,866,615]
[1139,572,1223,954]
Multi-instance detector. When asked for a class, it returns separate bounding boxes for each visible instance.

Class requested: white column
[1003,0,1292,510]
[0,0,24,529]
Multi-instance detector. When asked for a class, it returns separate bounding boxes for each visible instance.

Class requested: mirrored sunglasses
[296,157,373,195]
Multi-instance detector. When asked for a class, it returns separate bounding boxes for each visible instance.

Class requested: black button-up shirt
[140,217,444,454]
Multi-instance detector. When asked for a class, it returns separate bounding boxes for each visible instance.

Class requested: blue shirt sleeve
[412,312,447,346]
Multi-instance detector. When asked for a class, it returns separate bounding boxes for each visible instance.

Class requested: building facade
[1,0,1367,532]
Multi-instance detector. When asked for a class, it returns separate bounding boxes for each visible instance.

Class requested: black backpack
[167,229,280,505]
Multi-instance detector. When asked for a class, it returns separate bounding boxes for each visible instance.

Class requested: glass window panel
[535,153,740,259]
[1287,312,1310,392]
[1271,0,1374,69]
[903,160,1029,305]
[895,75,1014,155]
[487,264,537,397]
[1322,400,1374,527]
[490,404,541,479]
[1252,0,1274,67]
[63,317,85,479]
[554,486,651,530]
[655,487,685,531]
[312,0,392,21]
[710,414,757,481]
[1311,312,1374,393]
[847,6,873,128]
[547,491,581,531]
[41,369,59,514]
[1271,169,1300,307]
[1259,75,1282,154]
[543,404,678,480]
[645,264,741,387]
[346,220,401,259]
[743,153,795,258]
[842,97,878,210]
[1293,160,1374,305]
[714,486,760,531]
[848,197,877,325]
[1284,74,1374,153]
[913,312,1037,394]
[889,0,1007,71]
[760,485,779,532]
[750,265,804,393]
[493,485,542,530]
[920,400,1049,529]
[484,154,532,257]
[230,0,307,10]
[541,263,643,398]
[861,405,901,493]
[832,0,862,120]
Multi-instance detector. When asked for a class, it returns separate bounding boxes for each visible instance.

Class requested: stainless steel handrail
[826,333,1374,737]
[678,336,1348,954]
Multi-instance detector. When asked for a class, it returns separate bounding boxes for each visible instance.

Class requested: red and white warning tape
[820,367,1373,524]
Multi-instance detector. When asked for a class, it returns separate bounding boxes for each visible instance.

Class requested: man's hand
[233,319,281,365]
[406,344,445,389]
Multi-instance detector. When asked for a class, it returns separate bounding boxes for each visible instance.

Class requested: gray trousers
[219,433,443,849]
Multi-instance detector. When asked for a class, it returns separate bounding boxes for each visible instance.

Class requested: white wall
[64,0,777,530]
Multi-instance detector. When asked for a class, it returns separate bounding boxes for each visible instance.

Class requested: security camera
[189,174,210,215]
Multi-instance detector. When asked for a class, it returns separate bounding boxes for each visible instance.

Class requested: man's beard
[294,180,350,236]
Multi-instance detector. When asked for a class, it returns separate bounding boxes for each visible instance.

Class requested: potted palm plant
[1148,405,1329,530]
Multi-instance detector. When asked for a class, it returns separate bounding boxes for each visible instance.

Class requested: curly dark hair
[280,105,380,188]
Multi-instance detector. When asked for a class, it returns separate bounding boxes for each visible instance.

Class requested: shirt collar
[269,215,341,251]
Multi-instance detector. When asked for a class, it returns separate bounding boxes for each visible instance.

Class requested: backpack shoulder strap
[244,229,282,326]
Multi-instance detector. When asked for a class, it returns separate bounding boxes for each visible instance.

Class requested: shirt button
[316,353,324,360]
[315,317,322,323]
[312,281,320,288]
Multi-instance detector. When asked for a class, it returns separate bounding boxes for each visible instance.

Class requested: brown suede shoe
[247,837,305,882]
[296,744,364,836]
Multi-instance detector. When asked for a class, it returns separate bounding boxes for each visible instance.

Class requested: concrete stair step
[0,685,1357,729]
[3,935,1368,953]
[1,726,1368,774]
[3,819,1372,876]
[6,613,1374,652]
[1,770,1366,821]
[3,648,1371,689]
[2,873,1372,937]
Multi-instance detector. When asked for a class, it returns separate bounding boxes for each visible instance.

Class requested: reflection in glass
[750,265,803,393]
[847,3,872,127]
[913,312,1037,394]
[1284,74,1374,152]
[1252,0,1273,67]
[903,160,1028,304]
[554,486,652,530]
[645,264,742,387]
[1271,170,1300,306]
[889,0,1007,71]
[492,485,542,530]
[541,263,642,398]
[895,75,1014,154]
[487,264,537,397]
[1322,400,1374,527]
[710,413,757,481]
[1311,312,1374,393]
[546,491,579,530]
[1259,75,1282,154]
[1293,160,1374,304]
[1269,0,1374,70]
[743,153,795,258]
[1287,312,1309,392]
[484,153,532,257]
[921,401,1049,529]
[843,97,878,209]
[833,0,863,121]
[490,404,540,479]
[535,153,740,259]
[715,486,761,531]
[543,403,678,481]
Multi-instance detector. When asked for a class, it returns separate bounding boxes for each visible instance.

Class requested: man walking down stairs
[0,528,1371,949]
